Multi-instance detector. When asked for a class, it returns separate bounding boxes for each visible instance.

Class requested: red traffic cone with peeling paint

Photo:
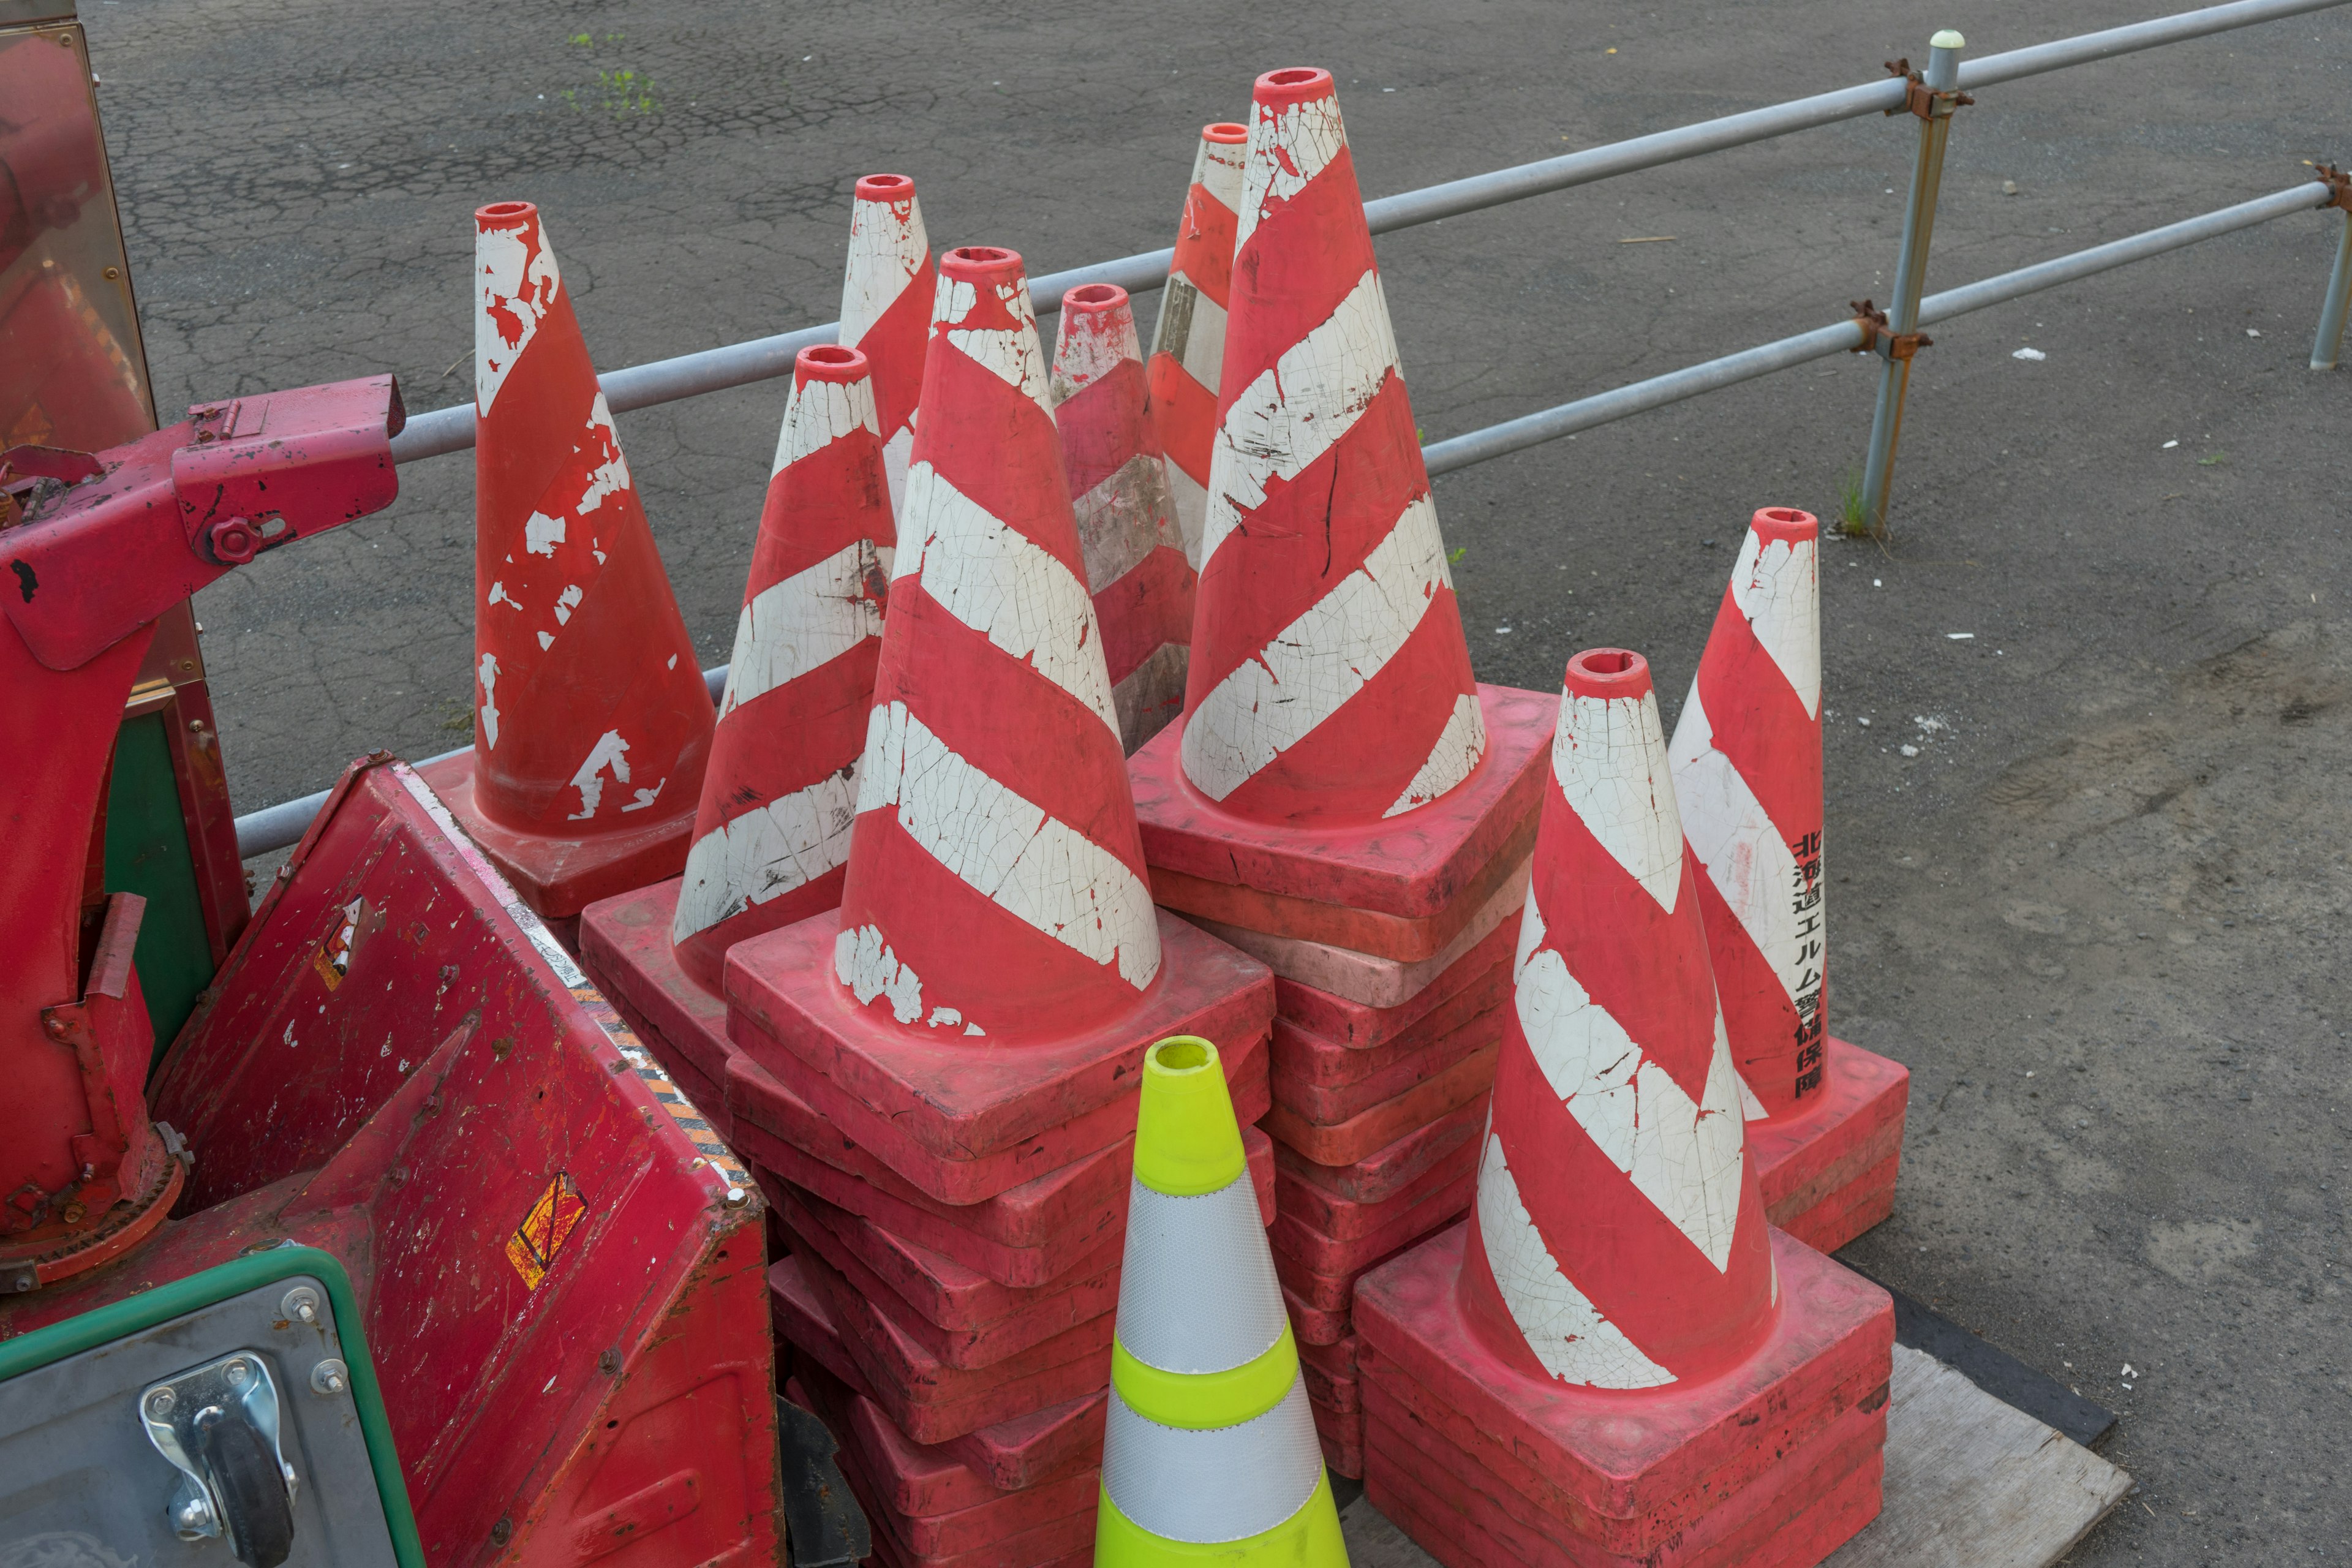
[1050,283,1194,754]
[1669,507,1908,1251]
[667,344,895,990]
[1350,648,1894,1568]
[840,173,935,516]
[1178,69,1486,829]
[1145,122,1246,567]
[423,200,712,921]
[722,244,1272,1205]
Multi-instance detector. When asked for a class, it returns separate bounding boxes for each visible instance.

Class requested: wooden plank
[1337,1344,2133,1568]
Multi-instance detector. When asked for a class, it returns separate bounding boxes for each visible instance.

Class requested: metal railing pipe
[1423,178,2334,481]
[382,0,2351,467]
[1858,31,1967,536]
[2311,205,2352,369]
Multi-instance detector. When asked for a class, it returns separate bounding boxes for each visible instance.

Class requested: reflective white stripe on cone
[1178,69,1485,829]
[669,344,894,990]
[1103,1380,1324,1544]
[1667,507,1828,1121]
[1147,122,1246,568]
[1052,283,1195,754]
[1457,648,1779,1392]
[839,173,935,516]
[830,245,1161,1044]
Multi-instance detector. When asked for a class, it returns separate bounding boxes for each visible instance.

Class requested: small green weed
[437,697,475,734]
[1834,464,1871,537]
[1448,545,1469,565]
[2196,451,2228,468]
[560,31,660,116]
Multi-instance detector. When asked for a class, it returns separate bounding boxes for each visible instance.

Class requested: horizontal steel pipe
[383,0,2346,466]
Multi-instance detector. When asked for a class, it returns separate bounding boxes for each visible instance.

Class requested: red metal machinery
[0,382,787,1567]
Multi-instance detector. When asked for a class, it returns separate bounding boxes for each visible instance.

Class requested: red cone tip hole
[1751,505,1820,541]
[477,200,535,222]
[797,344,869,380]
[1564,647,1651,698]
[1204,122,1249,143]
[1256,66,1336,107]
[1065,284,1125,311]
[855,173,914,198]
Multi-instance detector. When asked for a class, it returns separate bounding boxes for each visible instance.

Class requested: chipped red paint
[5,758,781,1568]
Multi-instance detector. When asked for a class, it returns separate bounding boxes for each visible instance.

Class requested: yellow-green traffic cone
[1096,1036,1351,1566]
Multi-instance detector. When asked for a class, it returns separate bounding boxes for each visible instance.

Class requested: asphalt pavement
[75,0,2352,1558]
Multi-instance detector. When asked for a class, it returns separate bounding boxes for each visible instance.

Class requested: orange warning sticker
[505,1172,589,1289]
[312,899,362,990]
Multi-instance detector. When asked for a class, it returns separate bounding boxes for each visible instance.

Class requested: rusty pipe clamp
[1882,57,1973,120]
[2316,162,2352,211]
[1849,299,1932,362]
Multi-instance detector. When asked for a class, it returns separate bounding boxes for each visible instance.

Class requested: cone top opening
[1202,121,1249,144]
[476,200,535,227]
[796,344,870,385]
[1564,647,1652,701]
[941,244,1024,285]
[1063,283,1127,315]
[1255,66,1335,110]
[855,173,916,202]
[1133,1035,1246,1197]
[1751,506,1818,545]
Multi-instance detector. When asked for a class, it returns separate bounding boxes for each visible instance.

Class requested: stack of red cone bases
[714,243,1281,1566]
[1667,507,1910,1250]
[1125,67,1558,1479]
[466,74,1912,1565]
[422,200,714,929]
[1354,649,1896,1567]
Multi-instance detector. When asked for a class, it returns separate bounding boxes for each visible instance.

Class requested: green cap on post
[1132,1036,1246,1196]
[1929,28,1965,48]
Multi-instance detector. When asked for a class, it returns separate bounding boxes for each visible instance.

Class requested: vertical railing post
[1856,29,1968,537]
[2310,175,2352,371]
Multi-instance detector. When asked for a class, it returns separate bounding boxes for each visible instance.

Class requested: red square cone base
[579,875,736,1091]
[1313,1392,1366,1480]
[417,750,695,920]
[1264,1050,1496,1166]
[772,1253,1110,1461]
[1749,1036,1910,1253]
[728,1046,1272,1287]
[1187,860,1527,1009]
[1272,1164,1476,1278]
[1354,1224,1891,1566]
[1129,683,1556,918]
[728,908,1273,1204]
[788,1370,1100,1560]
[1273,1000,1509,1126]
[1276,918,1517,1047]
[1148,812,1539,960]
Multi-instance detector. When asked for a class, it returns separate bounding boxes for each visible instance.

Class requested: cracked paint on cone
[1457,648,1778,1390]
[1668,507,1829,1121]
[470,201,710,839]
[670,344,895,992]
[831,245,1163,1043]
[840,173,935,517]
[1050,283,1195,755]
[1180,69,1485,829]
[1146,122,1246,569]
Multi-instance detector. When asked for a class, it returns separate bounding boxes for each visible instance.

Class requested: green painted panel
[104,712,215,1071]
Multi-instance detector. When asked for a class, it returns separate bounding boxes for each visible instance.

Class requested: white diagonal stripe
[840,192,929,349]
[475,222,560,417]
[1667,680,1811,1009]
[1175,281,1227,394]
[1730,530,1821,718]
[1238,92,1347,249]
[672,771,862,943]
[1181,493,1448,802]
[1072,453,1180,596]
[935,273,1051,416]
[1163,462,1206,570]
[770,373,881,478]
[893,461,1118,739]
[1199,269,1400,570]
[1476,1133,1675,1389]
[854,702,1161,992]
[1385,690,1488,817]
[1049,303,1142,399]
[1554,688,1684,913]
[718,539,890,717]
[1512,895,1747,1270]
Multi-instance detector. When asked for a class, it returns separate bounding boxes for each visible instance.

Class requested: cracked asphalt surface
[75,0,2351,1559]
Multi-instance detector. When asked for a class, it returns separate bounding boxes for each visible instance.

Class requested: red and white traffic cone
[840,173,935,516]
[1145,122,1246,567]
[1669,507,1908,1251]
[724,244,1273,1204]
[1179,68,1487,829]
[423,200,712,921]
[665,344,895,990]
[1351,649,1894,1568]
[1050,283,1194,754]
